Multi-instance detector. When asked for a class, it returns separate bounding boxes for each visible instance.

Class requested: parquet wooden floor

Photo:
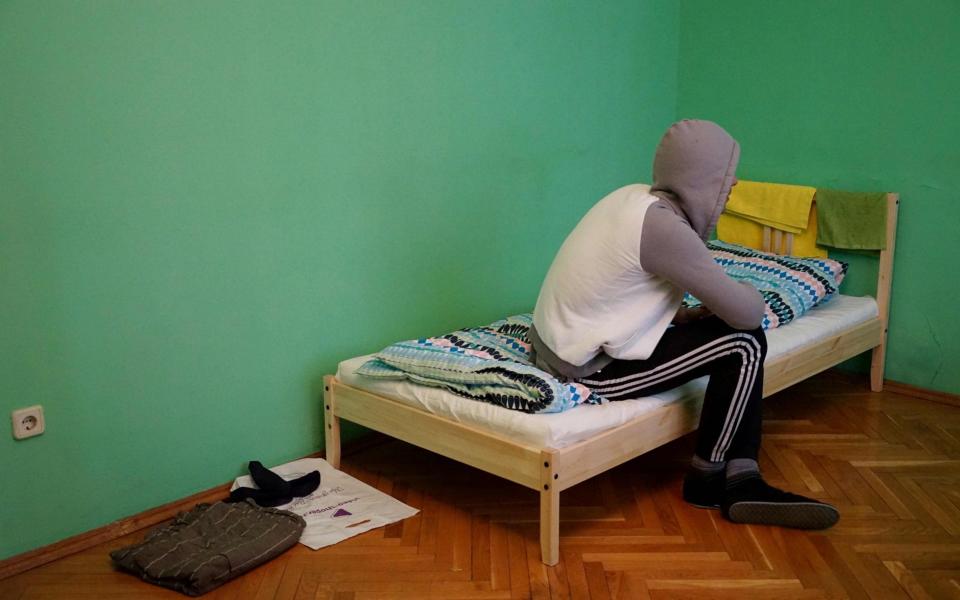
[3,371,960,599]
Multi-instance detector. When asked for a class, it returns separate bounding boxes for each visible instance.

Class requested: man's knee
[746,326,768,360]
[725,324,767,363]
[711,316,767,359]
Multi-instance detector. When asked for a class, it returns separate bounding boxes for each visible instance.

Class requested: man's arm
[640,204,764,330]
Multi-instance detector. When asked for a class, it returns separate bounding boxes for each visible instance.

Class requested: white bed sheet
[336,295,878,450]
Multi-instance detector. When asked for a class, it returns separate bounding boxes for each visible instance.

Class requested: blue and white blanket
[356,314,603,414]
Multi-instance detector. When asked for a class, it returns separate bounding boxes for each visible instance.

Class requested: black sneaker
[682,470,725,510]
[722,475,839,529]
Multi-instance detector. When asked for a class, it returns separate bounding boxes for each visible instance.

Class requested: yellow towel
[725,180,817,234]
[717,204,828,258]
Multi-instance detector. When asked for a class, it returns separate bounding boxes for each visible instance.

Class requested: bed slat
[764,318,882,396]
[328,379,543,489]
[552,396,702,492]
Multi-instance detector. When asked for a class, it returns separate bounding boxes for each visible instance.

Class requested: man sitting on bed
[529,120,839,530]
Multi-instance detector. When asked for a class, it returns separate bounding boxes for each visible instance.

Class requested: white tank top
[533,184,682,366]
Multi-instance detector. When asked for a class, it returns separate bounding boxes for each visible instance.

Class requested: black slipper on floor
[249,461,321,498]
[722,475,839,529]
[229,462,321,507]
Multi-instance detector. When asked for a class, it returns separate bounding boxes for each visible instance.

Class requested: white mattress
[336,295,878,450]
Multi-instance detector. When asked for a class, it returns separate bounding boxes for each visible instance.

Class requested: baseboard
[885,379,960,408]
[0,434,389,581]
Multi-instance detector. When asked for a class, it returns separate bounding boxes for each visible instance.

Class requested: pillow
[683,240,848,329]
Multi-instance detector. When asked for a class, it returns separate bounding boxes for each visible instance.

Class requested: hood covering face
[650,120,740,241]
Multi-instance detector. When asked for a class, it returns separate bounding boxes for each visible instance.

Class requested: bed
[322,192,899,565]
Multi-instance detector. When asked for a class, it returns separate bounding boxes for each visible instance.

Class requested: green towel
[815,189,888,250]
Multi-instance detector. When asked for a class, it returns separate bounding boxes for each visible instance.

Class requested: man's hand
[673,305,712,325]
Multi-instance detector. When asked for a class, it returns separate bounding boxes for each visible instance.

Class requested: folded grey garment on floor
[110,499,305,596]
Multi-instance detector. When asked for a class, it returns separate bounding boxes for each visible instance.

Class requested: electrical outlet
[12,405,45,440]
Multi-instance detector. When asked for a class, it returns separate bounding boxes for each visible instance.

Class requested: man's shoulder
[640,202,709,262]
[643,198,694,232]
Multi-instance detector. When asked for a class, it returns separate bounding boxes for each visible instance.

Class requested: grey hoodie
[530,120,764,379]
[650,119,741,241]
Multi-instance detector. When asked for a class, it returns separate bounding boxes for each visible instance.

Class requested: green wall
[8,0,954,563]
[0,1,679,559]
[679,0,960,394]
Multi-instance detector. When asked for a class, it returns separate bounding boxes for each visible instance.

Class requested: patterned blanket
[356,314,603,414]
[683,240,848,329]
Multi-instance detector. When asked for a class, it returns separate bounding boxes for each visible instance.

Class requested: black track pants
[577,316,768,462]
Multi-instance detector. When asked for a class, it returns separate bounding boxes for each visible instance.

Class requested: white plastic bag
[230,458,418,550]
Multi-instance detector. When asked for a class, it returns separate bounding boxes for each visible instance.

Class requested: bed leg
[540,451,560,566]
[870,193,899,393]
[870,344,886,392]
[323,375,341,469]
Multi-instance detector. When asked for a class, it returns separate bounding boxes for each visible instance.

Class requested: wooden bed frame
[323,192,899,566]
